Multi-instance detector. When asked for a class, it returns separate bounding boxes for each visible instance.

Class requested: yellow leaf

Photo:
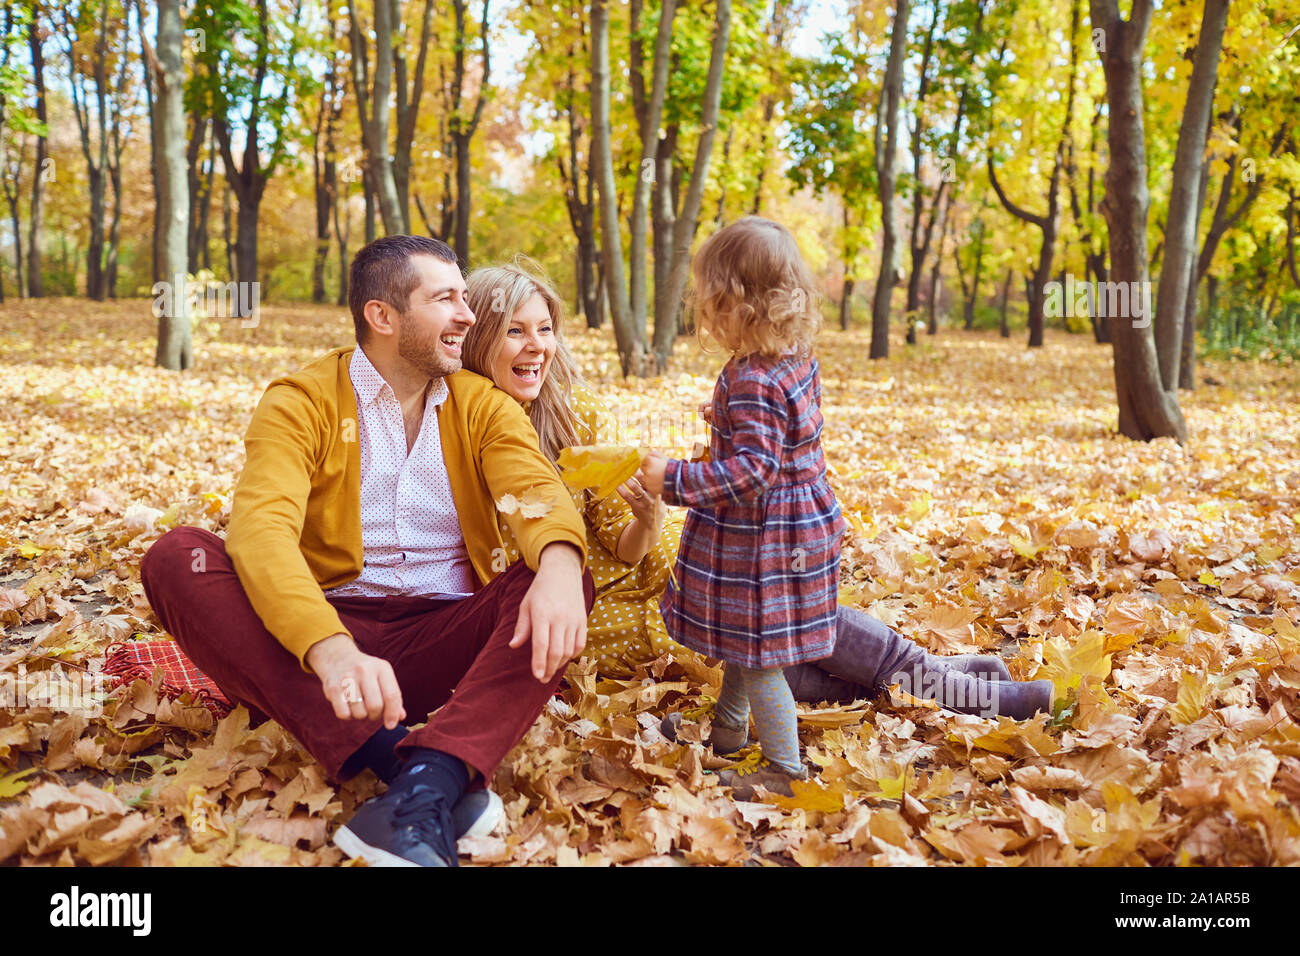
[158,502,183,529]
[1036,628,1112,700]
[556,445,643,499]
[1197,570,1220,587]
[1257,544,1285,564]
[768,778,847,813]
[0,767,40,799]
[1169,672,1208,725]
[496,486,554,519]
[17,541,45,559]
[873,768,909,800]
[1009,534,1045,559]
[908,493,933,520]
[845,510,879,541]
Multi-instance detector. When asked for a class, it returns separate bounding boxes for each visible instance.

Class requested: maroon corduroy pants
[140,526,594,782]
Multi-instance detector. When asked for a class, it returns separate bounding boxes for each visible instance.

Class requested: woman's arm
[612,475,664,564]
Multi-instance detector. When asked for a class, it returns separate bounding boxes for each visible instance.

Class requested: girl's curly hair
[688,216,824,360]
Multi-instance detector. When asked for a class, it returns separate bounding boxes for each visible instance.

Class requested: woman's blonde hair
[689,216,823,360]
[463,258,584,462]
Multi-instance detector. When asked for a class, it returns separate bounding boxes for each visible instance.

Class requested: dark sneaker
[452,789,503,839]
[334,779,460,868]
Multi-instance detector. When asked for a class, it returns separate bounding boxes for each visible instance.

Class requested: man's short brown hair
[348,235,459,342]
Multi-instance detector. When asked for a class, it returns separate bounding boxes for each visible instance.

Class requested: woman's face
[489,293,555,403]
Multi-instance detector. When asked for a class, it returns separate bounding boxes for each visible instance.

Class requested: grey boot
[786,605,1053,720]
[783,663,865,703]
[945,654,1013,683]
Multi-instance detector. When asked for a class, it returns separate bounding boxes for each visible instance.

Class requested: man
[141,235,593,867]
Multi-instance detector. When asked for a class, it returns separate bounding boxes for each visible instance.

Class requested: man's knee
[141,526,221,591]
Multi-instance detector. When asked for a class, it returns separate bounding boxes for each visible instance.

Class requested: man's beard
[397,315,461,379]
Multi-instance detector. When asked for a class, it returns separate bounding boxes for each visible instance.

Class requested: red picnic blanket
[102,640,233,718]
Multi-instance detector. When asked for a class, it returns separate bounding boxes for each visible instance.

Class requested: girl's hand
[638,451,669,497]
[697,401,714,426]
[617,476,665,529]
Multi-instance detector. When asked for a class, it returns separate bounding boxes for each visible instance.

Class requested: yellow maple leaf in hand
[556,445,644,499]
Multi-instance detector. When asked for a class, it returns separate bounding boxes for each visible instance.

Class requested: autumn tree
[868,0,910,359]
[590,0,643,375]
[152,0,191,370]
[61,0,137,300]
[786,35,878,330]
[984,0,1081,348]
[644,0,733,369]
[1151,0,1229,393]
[1089,0,1186,441]
[197,0,311,287]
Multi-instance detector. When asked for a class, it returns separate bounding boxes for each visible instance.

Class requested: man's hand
[305,633,406,729]
[509,542,587,682]
[638,450,669,498]
[697,401,714,426]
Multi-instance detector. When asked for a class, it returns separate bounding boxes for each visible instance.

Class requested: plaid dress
[660,353,845,669]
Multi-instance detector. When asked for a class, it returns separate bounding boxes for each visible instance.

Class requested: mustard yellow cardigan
[225,346,587,669]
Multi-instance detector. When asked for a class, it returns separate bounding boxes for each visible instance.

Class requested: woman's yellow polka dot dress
[494,389,688,676]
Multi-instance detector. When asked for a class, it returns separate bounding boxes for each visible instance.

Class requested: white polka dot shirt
[330,347,476,599]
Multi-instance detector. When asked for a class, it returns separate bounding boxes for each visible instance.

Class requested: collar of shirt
[349,345,450,411]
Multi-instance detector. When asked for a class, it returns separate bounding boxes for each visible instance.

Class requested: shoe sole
[333,825,424,867]
[334,792,503,866]
[461,790,503,839]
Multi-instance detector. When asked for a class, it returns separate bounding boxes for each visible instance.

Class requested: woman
[462,260,1053,720]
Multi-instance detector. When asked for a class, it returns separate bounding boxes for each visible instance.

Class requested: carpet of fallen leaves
[2,298,1299,867]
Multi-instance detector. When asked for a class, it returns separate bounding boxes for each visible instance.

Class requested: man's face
[395,255,476,378]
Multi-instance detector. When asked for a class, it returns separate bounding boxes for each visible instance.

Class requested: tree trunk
[1177,119,1215,390]
[966,221,986,329]
[905,6,939,321]
[223,179,236,280]
[333,145,351,308]
[579,204,602,328]
[27,14,46,298]
[154,0,192,371]
[927,193,951,335]
[650,124,678,325]
[86,169,106,300]
[628,0,677,336]
[1153,0,1228,391]
[186,114,208,269]
[999,268,1012,338]
[591,0,645,375]
[0,33,21,302]
[869,0,911,359]
[106,163,122,297]
[235,194,260,291]
[312,39,343,305]
[651,0,732,369]
[453,131,472,264]
[448,0,491,265]
[840,278,855,331]
[140,0,163,286]
[1090,0,1186,442]
[350,0,404,235]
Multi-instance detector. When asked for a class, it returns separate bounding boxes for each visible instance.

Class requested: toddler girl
[639,217,845,798]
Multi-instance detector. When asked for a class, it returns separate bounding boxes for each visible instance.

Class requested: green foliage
[1201,288,1300,362]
